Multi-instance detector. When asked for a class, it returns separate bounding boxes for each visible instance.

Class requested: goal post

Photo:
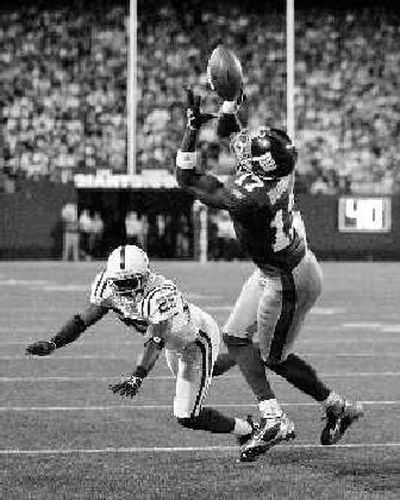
[127,0,137,175]
[127,0,296,261]
[286,0,295,141]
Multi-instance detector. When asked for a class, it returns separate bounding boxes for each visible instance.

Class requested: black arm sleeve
[49,304,107,348]
[50,314,87,348]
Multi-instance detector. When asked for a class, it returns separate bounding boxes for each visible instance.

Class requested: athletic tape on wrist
[176,149,199,170]
[221,101,237,114]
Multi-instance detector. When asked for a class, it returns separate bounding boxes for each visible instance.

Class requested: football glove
[217,88,245,138]
[185,87,217,131]
[109,375,143,398]
[25,340,57,356]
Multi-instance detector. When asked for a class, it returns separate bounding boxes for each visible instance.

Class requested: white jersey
[90,270,200,351]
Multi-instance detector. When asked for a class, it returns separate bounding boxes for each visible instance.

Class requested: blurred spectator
[125,210,147,250]
[175,213,190,258]
[88,211,104,258]
[78,209,92,260]
[61,202,79,261]
[310,175,331,195]
[211,210,240,260]
[0,1,399,193]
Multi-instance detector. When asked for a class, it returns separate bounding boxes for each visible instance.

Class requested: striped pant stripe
[93,271,105,299]
[198,329,213,377]
[268,269,296,361]
[191,330,213,418]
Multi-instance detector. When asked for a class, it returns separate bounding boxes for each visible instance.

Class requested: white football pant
[165,305,220,419]
[223,250,322,362]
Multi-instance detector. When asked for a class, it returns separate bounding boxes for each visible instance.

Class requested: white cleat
[239,413,296,463]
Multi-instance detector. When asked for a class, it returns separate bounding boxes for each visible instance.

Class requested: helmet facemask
[230,126,297,178]
[108,273,148,297]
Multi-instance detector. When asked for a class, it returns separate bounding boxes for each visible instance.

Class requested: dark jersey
[222,171,306,270]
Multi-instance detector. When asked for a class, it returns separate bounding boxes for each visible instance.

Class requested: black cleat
[321,399,364,445]
[237,415,260,447]
[239,413,295,463]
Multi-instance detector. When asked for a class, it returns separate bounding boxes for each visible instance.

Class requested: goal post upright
[286,0,295,141]
[127,0,137,175]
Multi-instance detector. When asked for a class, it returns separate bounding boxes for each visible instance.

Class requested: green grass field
[1,261,400,499]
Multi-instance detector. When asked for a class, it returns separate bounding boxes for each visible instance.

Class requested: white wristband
[221,101,237,114]
[176,150,198,170]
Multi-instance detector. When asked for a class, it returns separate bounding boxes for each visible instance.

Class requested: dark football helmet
[230,126,298,178]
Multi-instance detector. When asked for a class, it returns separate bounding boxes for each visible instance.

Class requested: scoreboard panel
[338,197,392,233]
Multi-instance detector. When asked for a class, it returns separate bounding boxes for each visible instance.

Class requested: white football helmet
[105,245,150,296]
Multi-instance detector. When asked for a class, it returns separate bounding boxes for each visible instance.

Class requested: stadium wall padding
[1,185,400,260]
[0,181,76,259]
[299,194,400,260]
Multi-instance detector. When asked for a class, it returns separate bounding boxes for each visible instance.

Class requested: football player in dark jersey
[175,89,363,462]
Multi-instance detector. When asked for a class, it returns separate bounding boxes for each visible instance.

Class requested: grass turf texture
[1,261,400,499]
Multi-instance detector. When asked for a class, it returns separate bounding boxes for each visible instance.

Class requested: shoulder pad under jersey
[224,173,267,210]
[139,284,184,324]
[90,270,111,306]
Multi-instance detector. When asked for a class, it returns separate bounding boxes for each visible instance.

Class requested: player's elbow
[80,304,107,327]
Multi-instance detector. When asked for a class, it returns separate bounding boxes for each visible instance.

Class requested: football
[207,45,243,100]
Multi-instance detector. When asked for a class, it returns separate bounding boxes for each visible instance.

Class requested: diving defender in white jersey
[26,245,258,454]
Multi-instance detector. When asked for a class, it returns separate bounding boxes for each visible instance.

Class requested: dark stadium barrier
[1,185,400,260]
[299,194,400,260]
[0,180,76,259]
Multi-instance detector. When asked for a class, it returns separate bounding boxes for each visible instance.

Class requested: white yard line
[1,340,144,345]
[0,355,135,360]
[4,336,400,346]
[2,352,400,360]
[201,305,347,314]
[0,372,400,382]
[332,353,400,357]
[0,400,399,411]
[1,443,400,455]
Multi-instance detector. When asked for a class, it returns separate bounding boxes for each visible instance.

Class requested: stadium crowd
[1,0,399,193]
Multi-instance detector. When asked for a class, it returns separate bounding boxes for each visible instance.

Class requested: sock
[258,399,283,419]
[321,391,343,410]
[225,337,276,401]
[233,417,253,436]
[192,407,236,433]
[268,353,330,402]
